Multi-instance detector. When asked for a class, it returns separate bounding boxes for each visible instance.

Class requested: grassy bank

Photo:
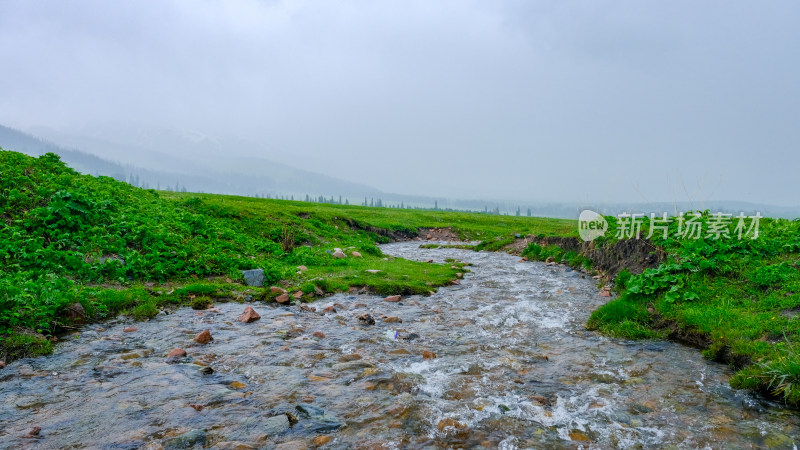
[5,150,800,408]
[585,213,800,405]
[0,150,572,361]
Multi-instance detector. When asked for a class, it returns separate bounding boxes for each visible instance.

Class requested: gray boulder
[241,269,265,287]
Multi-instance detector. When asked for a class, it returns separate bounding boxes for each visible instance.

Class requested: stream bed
[1,242,799,449]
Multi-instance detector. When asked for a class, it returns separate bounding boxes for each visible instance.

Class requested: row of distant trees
[118,171,537,216]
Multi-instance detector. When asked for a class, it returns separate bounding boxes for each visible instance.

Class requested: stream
[1,242,799,449]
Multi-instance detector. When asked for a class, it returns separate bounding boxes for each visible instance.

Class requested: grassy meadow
[2,149,800,407]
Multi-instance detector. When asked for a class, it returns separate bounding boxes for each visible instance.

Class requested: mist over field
[1,0,799,212]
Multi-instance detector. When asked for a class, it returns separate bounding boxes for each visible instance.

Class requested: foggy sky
[1,1,799,206]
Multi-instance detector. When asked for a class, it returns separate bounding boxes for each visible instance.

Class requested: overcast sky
[1,0,798,206]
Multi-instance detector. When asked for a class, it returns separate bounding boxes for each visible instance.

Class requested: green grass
[5,149,800,408]
[0,150,566,360]
[588,212,800,406]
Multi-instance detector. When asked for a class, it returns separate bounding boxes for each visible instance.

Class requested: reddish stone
[422,350,437,359]
[323,306,336,313]
[270,286,287,294]
[384,316,402,323]
[63,302,86,325]
[168,348,187,358]
[312,331,326,339]
[275,293,291,304]
[189,404,204,412]
[384,295,402,302]
[600,290,612,297]
[451,280,461,285]
[293,291,304,299]
[351,251,362,258]
[0,360,5,369]
[123,327,137,333]
[194,330,213,344]
[238,306,261,323]
[28,427,41,437]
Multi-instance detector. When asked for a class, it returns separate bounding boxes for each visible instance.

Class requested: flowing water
[1,242,799,449]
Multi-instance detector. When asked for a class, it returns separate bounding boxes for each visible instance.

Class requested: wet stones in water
[401,333,420,341]
[241,269,265,287]
[294,403,344,433]
[263,414,290,436]
[168,348,187,358]
[384,295,402,302]
[164,429,206,449]
[384,316,402,323]
[199,366,214,375]
[123,326,137,333]
[312,331,326,339]
[275,293,291,304]
[358,314,376,325]
[193,330,212,344]
[238,306,261,323]
[422,350,437,359]
[323,306,336,313]
[0,360,5,369]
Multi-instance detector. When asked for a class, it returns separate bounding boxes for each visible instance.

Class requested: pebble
[238,306,261,323]
[384,295,402,302]
[193,330,213,344]
[167,348,187,358]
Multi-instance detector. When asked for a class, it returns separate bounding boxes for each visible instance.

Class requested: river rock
[312,435,332,446]
[270,286,287,294]
[384,295,402,302]
[422,350,437,359]
[123,326,137,333]
[264,414,290,435]
[293,291,304,299]
[241,269,265,287]
[314,286,324,296]
[238,306,261,323]
[332,251,346,259]
[312,331,326,339]
[215,442,255,450]
[332,361,375,371]
[275,441,308,450]
[365,269,381,274]
[194,330,213,344]
[63,302,86,325]
[276,293,291,304]
[165,429,206,449]
[323,305,336,313]
[167,348,187,358]
[600,290,611,297]
[358,314,375,325]
[352,251,362,258]
[0,360,5,369]
[297,265,308,272]
[384,316,402,323]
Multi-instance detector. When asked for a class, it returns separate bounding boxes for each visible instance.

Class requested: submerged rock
[384,295,402,302]
[264,414,290,435]
[165,429,206,449]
